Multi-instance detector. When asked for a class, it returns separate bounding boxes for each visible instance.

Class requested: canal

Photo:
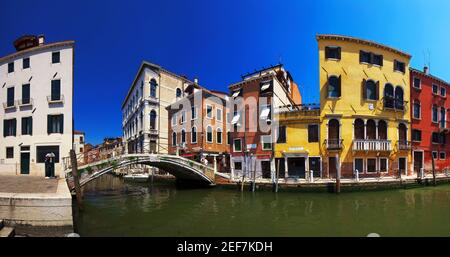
[75,174,450,237]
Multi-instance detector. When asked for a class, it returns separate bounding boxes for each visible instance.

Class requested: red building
[228,64,301,181]
[410,67,450,175]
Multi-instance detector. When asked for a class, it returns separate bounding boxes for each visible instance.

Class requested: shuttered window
[47,114,64,134]
[51,80,61,101]
[3,119,17,137]
[325,46,341,60]
[21,117,33,135]
[22,84,30,104]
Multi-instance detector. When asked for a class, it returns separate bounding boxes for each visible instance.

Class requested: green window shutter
[47,115,52,134]
[3,120,7,137]
[60,114,64,133]
[12,119,16,136]
[30,117,33,135]
[362,79,367,100]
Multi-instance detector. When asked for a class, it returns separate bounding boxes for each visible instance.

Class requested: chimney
[38,35,45,45]
[424,66,429,75]
[194,78,198,84]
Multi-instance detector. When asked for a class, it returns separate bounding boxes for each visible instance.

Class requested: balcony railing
[325,139,343,150]
[353,139,391,151]
[47,94,65,104]
[3,100,17,109]
[149,129,159,136]
[383,98,407,111]
[18,98,33,107]
[398,140,412,150]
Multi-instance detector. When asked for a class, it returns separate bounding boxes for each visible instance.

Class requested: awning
[232,89,242,97]
[260,108,271,120]
[231,114,240,124]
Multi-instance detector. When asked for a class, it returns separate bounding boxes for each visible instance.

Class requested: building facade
[74,130,85,155]
[167,82,230,172]
[0,35,74,177]
[122,61,191,155]
[229,64,302,181]
[317,34,412,179]
[410,67,450,174]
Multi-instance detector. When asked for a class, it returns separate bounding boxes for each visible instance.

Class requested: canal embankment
[0,176,73,236]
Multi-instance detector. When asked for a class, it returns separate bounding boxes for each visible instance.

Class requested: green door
[20,152,30,174]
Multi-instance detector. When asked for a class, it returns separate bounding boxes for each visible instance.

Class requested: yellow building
[274,108,321,180]
[317,34,412,179]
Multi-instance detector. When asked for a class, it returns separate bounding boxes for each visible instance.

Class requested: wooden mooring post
[431,152,437,186]
[335,154,341,194]
[70,149,83,210]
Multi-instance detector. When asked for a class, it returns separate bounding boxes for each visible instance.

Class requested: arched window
[216,128,222,144]
[413,100,421,119]
[365,80,377,100]
[327,75,341,98]
[354,118,365,140]
[432,105,438,123]
[181,129,186,144]
[395,86,404,110]
[328,119,340,141]
[441,107,446,128]
[176,88,182,98]
[150,110,157,129]
[398,123,407,143]
[384,83,394,108]
[172,132,177,146]
[378,120,387,140]
[191,126,197,143]
[366,119,376,139]
[150,79,157,98]
[206,126,213,143]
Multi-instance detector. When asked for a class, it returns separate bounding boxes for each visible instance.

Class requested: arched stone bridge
[64,154,222,191]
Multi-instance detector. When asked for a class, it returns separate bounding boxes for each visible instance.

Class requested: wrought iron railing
[398,140,412,150]
[325,139,343,150]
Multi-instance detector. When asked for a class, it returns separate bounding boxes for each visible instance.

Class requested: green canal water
[75,174,450,237]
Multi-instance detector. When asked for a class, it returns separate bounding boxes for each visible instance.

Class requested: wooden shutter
[12,119,16,136]
[30,117,33,136]
[338,75,342,97]
[60,114,64,133]
[375,81,380,100]
[47,115,52,134]
[3,120,7,137]
[359,51,363,63]
[362,79,367,100]
[380,55,384,66]
[326,75,330,98]
[337,47,341,59]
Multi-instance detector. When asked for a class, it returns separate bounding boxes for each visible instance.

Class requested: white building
[0,35,74,177]
[74,130,85,156]
[122,61,191,154]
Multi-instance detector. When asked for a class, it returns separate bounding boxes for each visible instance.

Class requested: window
[191,106,197,120]
[23,58,30,69]
[372,54,383,66]
[172,132,177,146]
[6,147,13,159]
[412,129,422,142]
[327,75,341,98]
[227,131,231,145]
[181,129,186,144]
[216,108,223,122]
[259,105,271,121]
[80,136,84,143]
[277,125,286,143]
[384,84,394,108]
[21,84,31,105]
[364,80,378,100]
[432,105,438,123]
[432,132,439,144]
[394,60,405,73]
[176,88,182,98]
[441,107,446,128]
[413,101,421,119]
[261,135,272,150]
[325,46,341,60]
[379,158,388,173]
[233,139,242,152]
[395,86,404,110]
[36,146,60,163]
[366,158,377,173]
[413,78,421,89]
[206,126,213,143]
[432,84,439,95]
[150,79,157,98]
[354,158,363,173]
[260,80,272,93]
[8,62,14,73]
[439,132,446,145]
[360,51,383,66]
[150,110,157,129]
[52,52,60,64]
[206,105,213,119]
[234,161,242,170]
[191,127,197,143]
[7,87,14,107]
[47,114,64,134]
[308,124,319,142]
[441,87,446,97]
[80,148,83,153]
[440,152,446,160]
[3,119,16,137]
[51,79,61,101]
[21,117,32,135]
[360,51,371,64]
[216,128,222,144]
[432,151,438,160]
[172,113,177,126]
[181,111,186,124]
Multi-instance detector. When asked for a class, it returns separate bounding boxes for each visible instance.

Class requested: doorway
[328,157,338,178]
[20,152,30,175]
[413,151,423,174]
[287,157,306,178]
[399,157,407,175]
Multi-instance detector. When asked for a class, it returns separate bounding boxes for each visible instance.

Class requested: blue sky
[1,0,450,144]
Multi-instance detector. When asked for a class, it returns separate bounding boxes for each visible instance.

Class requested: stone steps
[0,220,15,237]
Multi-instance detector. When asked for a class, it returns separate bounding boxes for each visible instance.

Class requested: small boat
[123,173,150,183]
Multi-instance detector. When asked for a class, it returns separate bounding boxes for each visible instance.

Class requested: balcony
[149,129,159,136]
[47,94,64,104]
[353,139,391,151]
[325,139,343,150]
[3,100,17,110]
[398,140,412,150]
[383,98,407,112]
[18,98,33,107]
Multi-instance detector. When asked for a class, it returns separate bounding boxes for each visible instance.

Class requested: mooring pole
[431,152,436,186]
[70,149,83,211]
[252,155,256,192]
[274,159,280,193]
[335,153,341,194]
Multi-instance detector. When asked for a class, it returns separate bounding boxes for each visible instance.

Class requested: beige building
[122,61,191,154]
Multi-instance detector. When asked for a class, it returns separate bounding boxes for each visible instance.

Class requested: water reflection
[76,175,450,237]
